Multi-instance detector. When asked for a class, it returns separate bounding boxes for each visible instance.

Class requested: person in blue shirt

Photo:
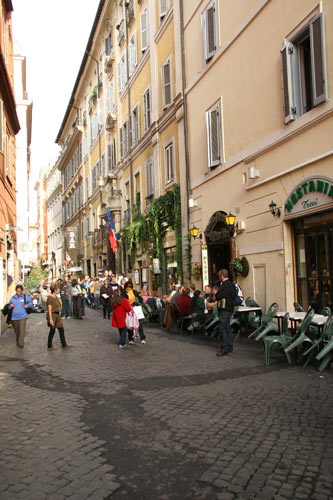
[9,284,33,348]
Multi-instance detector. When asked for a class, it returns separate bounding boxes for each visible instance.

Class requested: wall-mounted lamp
[225,212,236,227]
[189,226,202,240]
[98,174,105,189]
[269,200,281,217]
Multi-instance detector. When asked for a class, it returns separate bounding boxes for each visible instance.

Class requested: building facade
[46,162,62,279]
[34,169,48,269]
[55,0,186,291]
[13,45,32,281]
[0,0,20,315]
[184,0,333,312]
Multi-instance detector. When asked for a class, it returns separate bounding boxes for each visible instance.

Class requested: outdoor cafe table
[236,306,262,335]
[275,311,328,336]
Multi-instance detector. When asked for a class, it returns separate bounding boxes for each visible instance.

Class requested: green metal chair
[263,313,291,366]
[200,306,219,336]
[248,302,279,340]
[316,338,333,372]
[283,308,315,357]
[303,314,333,368]
[293,301,304,312]
[245,297,262,331]
[308,307,331,337]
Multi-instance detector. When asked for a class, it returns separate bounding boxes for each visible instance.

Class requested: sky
[12,0,100,183]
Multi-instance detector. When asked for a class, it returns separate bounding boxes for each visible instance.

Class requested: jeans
[61,299,70,318]
[94,292,100,309]
[118,327,127,346]
[48,326,67,348]
[218,310,233,353]
[81,297,86,317]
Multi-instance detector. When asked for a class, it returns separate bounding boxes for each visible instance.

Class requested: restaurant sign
[284,176,333,218]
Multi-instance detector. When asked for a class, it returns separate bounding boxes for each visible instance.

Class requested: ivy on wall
[120,184,182,288]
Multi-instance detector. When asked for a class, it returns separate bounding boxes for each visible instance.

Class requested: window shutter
[206,107,221,168]
[310,14,326,106]
[140,8,148,52]
[207,5,216,55]
[162,62,171,108]
[280,43,296,124]
[160,0,168,18]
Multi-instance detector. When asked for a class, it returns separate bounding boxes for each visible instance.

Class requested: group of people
[6,268,243,355]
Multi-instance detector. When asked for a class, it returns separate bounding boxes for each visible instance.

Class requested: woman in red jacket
[110,290,132,348]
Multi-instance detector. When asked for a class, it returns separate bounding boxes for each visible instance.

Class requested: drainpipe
[179,0,191,277]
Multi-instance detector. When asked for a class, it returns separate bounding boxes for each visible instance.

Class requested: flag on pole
[106,207,118,253]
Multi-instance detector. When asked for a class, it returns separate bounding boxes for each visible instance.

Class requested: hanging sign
[284,176,333,218]
[153,258,160,274]
[201,244,209,287]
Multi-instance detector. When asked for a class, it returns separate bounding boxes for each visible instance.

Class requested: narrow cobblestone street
[0,307,332,500]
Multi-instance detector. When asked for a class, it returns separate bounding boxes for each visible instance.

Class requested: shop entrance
[208,242,231,285]
[294,212,333,312]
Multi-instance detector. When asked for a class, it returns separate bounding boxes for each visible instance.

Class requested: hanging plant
[230,257,243,275]
[192,263,202,280]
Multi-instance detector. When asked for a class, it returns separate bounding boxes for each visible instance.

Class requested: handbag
[24,294,33,314]
[133,305,145,320]
[125,311,136,330]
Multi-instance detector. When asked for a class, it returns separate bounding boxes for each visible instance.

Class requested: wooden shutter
[141,8,148,52]
[163,62,171,108]
[206,107,221,168]
[204,2,216,61]
[280,43,296,124]
[160,0,168,18]
[310,14,326,106]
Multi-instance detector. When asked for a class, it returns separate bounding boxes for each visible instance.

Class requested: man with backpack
[215,268,238,357]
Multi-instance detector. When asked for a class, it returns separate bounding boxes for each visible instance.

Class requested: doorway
[208,241,231,285]
[294,213,333,312]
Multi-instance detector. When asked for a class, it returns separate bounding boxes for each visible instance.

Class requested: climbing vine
[120,184,182,289]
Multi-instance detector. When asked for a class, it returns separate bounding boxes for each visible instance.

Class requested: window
[107,142,116,172]
[206,102,222,168]
[92,166,97,192]
[106,79,115,113]
[97,99,103,126]
[120,121,129,158]
[161,59,171,109]
[117,53,127,93]
[83,134,88,158]
[131,105,140,145]
[129,31,137,76]
[6,135,10,176]
[105,28,113,56]
[0,99,3,153]
[85,177,89,200]
[143,88,151,131]
[202,0,217,62]
[140,7,149,52]
[159,0,168,19]
[145,158,154,197]
[165,142,174,184]
[281,13,327,124]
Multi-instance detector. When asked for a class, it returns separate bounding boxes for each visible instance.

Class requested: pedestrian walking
[46,283,72,351]
[215,269,235,356]
[9,284,33,348]
[132,289,148,344]
[79,278,86,317]
[66,276,73,316]
[40,285,49,312]
[93,278,101,309]
[100,279,113,319]
[110,290,132,349]
[60,280,70,318]
[72,279,83,319]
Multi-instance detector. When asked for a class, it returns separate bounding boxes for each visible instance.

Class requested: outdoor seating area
[164,299,333,372]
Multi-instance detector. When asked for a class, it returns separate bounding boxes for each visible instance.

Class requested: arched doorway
[205,211,232,285]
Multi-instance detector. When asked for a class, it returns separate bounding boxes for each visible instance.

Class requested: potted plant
[192,263,202,280]
[230,257,243,277]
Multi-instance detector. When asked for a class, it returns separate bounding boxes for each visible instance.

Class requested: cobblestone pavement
[0,307,332,500]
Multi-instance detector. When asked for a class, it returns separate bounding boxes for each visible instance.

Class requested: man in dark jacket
[215,269,235,356]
